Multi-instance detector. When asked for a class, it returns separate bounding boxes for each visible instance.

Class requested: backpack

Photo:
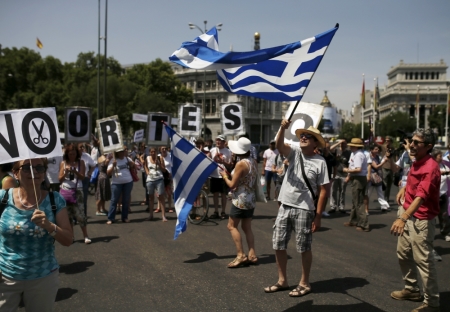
[0,189,57,219]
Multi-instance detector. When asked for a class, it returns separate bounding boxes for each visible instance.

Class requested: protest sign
[221,103,243,135]
[134,129,144,142]
[283,101,324,145]
[147,113,171,145]
[96,115,123,154]
[0,108,62,164]
[65,107,91,142]
[179,104,201,136]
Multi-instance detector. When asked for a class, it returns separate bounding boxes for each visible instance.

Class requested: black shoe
[339,209,346,214]
[328,209,336,214]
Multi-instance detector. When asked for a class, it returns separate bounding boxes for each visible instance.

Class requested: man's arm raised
[276,119,292,157]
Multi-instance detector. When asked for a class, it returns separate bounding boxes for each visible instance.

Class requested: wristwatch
[49,224,57,237]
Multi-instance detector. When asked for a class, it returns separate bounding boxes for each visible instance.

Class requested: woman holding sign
[106,147,135,224]
[0,158,72,311]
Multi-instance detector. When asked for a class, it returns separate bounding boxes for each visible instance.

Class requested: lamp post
[188,21,223,139]
[260,111,263,144]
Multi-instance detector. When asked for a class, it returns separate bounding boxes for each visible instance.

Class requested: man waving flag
[165,124,218,239]
[170,24,338,101]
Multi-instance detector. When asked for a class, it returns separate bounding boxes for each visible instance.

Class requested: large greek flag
[165,124,218,239]
[169,25,338,101]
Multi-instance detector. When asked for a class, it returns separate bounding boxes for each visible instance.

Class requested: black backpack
[0,189,57,219]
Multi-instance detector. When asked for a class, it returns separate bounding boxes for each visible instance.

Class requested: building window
[275,102,281,112]
[205,99,210,114]
[425,72,429,79]
[205,80,210,89]
[211,80,216,88]
[212,99,216,113]
[197,81,202,89]
[431,72,435,79]
[415,72,418,80]
[196,99,202,105]
[420,72,424,80]
[436,72,439,79]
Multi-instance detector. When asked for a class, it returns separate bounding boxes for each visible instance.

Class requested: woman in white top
[145,148,167,222]
[157,146,174,213]
[106,148,135,224]
[431,149,450,241]
[59,143,91,244]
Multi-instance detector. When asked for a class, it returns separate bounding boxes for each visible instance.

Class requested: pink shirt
[404,154,440,220]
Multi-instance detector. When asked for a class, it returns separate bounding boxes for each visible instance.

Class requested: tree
[378,112,416,138]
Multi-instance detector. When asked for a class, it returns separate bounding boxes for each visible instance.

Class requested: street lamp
[189,21,223,140]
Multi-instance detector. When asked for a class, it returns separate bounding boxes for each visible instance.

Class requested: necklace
[18,188,42,209]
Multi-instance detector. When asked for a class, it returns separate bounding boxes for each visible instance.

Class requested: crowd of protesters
[1,124,450,312]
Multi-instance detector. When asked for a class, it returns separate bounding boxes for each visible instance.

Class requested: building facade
[171,64,289,145]
[363,59,449,129]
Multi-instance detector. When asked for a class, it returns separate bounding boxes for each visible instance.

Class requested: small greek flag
[165,124,218,239]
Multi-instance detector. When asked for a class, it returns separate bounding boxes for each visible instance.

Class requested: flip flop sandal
[220,212,227,219]
[227,256,248,268]
[289,285,311,297]
[248,256,258,265]
[209,212,219,219]
[264,283,290,293]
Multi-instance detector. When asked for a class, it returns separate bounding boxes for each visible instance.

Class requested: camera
[69,167,75,180]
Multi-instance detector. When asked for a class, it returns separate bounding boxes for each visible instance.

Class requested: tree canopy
[0,47,193,136]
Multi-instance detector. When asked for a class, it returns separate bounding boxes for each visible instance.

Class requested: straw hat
[98,155,106,163]
[347,138,365,148]
[295,126,325,149]
[228,138,252,155]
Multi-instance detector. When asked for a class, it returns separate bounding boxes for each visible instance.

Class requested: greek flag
[170,27,301,70]
[165,124,218,239]
[170,25,338,101]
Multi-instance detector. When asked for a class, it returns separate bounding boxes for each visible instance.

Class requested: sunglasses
[299,133,313,139]
[410,139,425,146]
[20,164,46,173]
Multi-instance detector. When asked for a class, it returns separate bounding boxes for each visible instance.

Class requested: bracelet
[397,217,408,223]
[404,212,411,218]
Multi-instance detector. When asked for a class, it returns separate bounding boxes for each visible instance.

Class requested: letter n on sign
[96,115,123,154]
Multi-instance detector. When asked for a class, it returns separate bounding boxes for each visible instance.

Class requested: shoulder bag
[299,153,318,210]
[60,161,79,204]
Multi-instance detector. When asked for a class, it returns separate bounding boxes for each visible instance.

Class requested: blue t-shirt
[0,189,66,280]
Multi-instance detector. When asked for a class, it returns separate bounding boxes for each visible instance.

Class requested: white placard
[147,113,171,145]
[0,108,62,164]
[178,104,201,136]
[221,103,244,135]
[96,115,123,154]
[283,101,324,145]
[132,113,148,122]
[65,107,92,143]
[134,129,144,142]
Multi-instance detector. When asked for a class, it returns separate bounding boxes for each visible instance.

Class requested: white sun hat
[228,137,252,155]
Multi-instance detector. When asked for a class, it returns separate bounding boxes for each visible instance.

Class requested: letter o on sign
[22,111,57,154]
[68,110,89,137]
[285,113,314,142]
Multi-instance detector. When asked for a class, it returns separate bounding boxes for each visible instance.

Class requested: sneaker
[322,211,330,217]
[390,288,422,302]
[411,303,440,312]
[84,237,92,244]
[328,209,336,214]
[445,235,450,242]
[273,198,277,202]
[432,249,442,262]
[95,212,107,216]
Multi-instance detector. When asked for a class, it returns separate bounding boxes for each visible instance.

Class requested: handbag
[370,171,383,186]
[299,153,318,209]
[60,160,79,204]
[130,166,139,182]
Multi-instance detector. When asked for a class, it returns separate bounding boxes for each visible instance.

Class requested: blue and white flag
[169,25,338,101]
[217,26,338,101]
[165,124,218,239]
[170,27,301,70]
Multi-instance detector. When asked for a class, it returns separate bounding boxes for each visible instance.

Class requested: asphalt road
[22,180,450,312]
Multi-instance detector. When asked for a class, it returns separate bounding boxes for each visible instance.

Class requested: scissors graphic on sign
[32,120,49,144]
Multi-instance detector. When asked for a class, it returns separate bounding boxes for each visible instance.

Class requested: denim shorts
[146,179,165,196]
[272,204,315,253]
[229,204,254,219]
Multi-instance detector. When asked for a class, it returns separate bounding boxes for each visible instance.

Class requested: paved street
[24,181,450,312]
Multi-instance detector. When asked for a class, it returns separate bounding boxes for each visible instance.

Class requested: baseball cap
[216,135,226,141]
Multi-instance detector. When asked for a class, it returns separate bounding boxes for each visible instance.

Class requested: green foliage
[378,112,416,137]
[339,121,370,141]
[1,47,193,137]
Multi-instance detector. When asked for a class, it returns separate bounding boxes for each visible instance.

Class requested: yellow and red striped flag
[36,37,43,49]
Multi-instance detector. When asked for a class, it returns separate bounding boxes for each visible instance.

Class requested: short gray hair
[430,148,442,159]
[413,128,436,152]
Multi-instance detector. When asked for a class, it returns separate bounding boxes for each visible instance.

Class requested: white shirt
[263,149,279,171]
[46,156,62,184]
[107,157,133,184]
[348,149,368,176]
[81,152,95,177]
[210,147,232,178]
[91,147,100,165]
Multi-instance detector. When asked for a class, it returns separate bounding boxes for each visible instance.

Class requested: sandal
[168,209,174,213]
[220,212,227,220]
[145,216,154,221]
[227,256,248,268]
[210,212,219,219]
[106,220,113,225]
[122,219,130,223]
[248,256,258,265]
[154,209,161,213]
[289,285,311,297]
[264,283,290,293]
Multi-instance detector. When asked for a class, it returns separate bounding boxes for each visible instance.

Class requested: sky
[1,0,449,113]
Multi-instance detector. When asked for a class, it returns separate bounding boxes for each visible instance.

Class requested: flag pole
[373,78,377,139]
[361,107,364,139]
[446,86,449,146]
[287,23,339,122]
[416,85,420,129]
